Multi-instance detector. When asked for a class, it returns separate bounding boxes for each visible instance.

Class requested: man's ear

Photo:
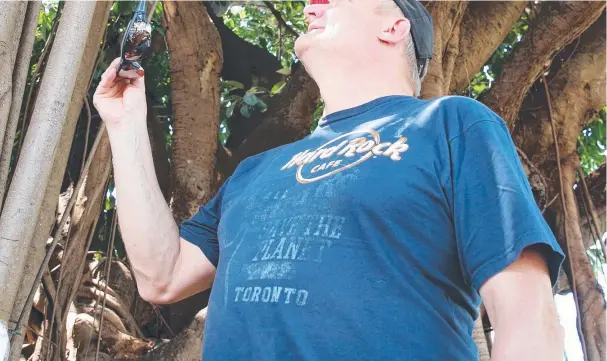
[378,18,410,45]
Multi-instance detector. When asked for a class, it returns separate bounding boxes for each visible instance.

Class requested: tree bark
[0,0,98,328]
[76,308,207,361]
[49,131,111,361]
[0,2,27,156]
[473,315,490,361]
[514,13,606,193]
[421,2,468,98]
[577,163,606,249]
[558,159,606,361]
[0,1,36,206]
[449,1,527,93]
[162,0,223,222]
[133,308,206,361]
[482,2,605,128]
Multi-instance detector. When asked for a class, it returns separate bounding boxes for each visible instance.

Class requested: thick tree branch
[449,1,527,93]
[482,2,605,128]
[514,13,606,186]
[162,0,223,222]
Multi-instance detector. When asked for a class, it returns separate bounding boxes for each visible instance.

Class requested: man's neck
[312,65,415,117]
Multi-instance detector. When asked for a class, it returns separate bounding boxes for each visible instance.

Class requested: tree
[0,1,605,361]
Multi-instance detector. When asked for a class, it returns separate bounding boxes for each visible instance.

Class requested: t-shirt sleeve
[445,117,565,292]
[179,178,231,268]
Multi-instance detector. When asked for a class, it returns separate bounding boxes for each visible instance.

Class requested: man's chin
[294,38,312,61]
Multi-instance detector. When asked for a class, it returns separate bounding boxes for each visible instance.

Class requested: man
[93,0,566,360]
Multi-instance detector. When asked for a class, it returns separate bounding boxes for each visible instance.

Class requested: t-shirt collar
[318,95,414,127]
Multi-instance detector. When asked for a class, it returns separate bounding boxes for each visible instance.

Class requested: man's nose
[304,4,327,24]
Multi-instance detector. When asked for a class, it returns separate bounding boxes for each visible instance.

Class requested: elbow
[137,281,178,305]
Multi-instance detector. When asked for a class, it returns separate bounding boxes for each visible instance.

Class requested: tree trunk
[161,0,223,336]
[0,2,27,156]
[163,0,223,222]
[0,1,35,206]
[559,159,606,361]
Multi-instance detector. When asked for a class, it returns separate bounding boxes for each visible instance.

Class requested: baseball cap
[392,0,434,78]
[308,0,434,78]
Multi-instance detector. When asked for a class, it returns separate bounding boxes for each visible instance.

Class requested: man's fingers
[97,57,122,89]
[107,57,121,72]
[97,68,117,92]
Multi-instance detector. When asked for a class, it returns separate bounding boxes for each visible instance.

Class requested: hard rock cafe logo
[280,129,409,184]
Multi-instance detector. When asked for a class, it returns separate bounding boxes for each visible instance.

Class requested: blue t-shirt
[180,95,565,361]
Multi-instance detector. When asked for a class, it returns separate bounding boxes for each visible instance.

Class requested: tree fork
[449,1,527,93]
[514,13,606,189]
[482,2,605,128]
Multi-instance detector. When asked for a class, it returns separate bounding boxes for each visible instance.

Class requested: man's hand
[93,57,147,129]
[480,246,564,361]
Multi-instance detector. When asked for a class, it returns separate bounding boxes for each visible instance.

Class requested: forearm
[491,321,564,361]
[106,119,180,297]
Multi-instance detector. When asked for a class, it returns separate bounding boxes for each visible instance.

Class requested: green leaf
[247,86,267,94]
[240,104,251,118]
[223,94,242,103]
[276,67,291,76]
[222,80,245,91]
[257,98,267,110]
[271,80,286,95]
[243,93,258,106]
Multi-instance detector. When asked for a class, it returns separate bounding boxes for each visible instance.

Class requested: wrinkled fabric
[181,95,565,361]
